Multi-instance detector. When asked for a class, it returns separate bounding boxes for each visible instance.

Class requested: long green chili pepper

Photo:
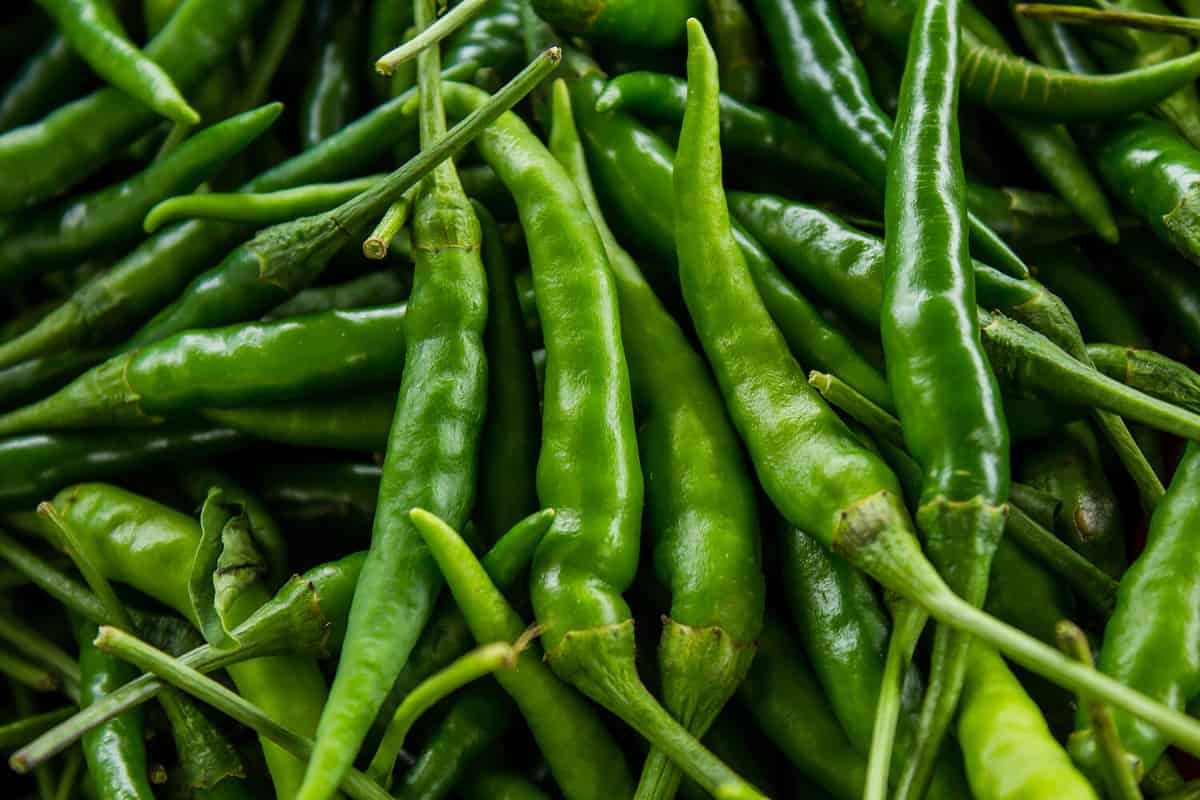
[144,174,385,233]
[474,201,540,542]
[592,70,878,209]
[1031,245,1149,347]
[708,0,764,102]
[530,0,701,47]
[1073,441,1200,780]
[0,34,91,133]
[675,14,1200,764]
[301,0,364,148]
[549,77,765,800]
[234,0,303,113]
[958,644,1100,800]
[1018,3,1200,36]
[202,393,394,452]
[0,0,268,213]
[0,305,409,437]
[266,271,410,320]
[444,0,526,87]
[0,350,106,412]
[122,49,558,352]
[964,184,1102,247]
[408,508,634,800]
[297,10,498,798]
[1089,344,1200,415]
[35,0,199,125]
[0,103,281,287]
[91,626,392,800]
[751,0,1029,278]
[250,462,381,526]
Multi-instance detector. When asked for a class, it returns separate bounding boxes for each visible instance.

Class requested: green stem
[0,612,79,702]
[0,648,59,692]
[362,186,418,260]
[0,707,74,749]
[808,370,902,444]
[92,627,392,800]
[36,502,133,630]
[374,0,492,74]
[0,531,107,623]
[366,642,521,787]
[1016,3,1200,37]
[864,602,927,800]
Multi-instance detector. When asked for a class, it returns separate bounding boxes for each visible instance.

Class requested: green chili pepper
[474,201,540,542]
[232,0,303,115]
[1031,245,1148,347]
[1089,344,1200,415]
[964,184,1103,247]
[444,0,526,87]
[122,52,557,351]
[530,0,702,47]
[549,77,765,800]
[266,271,410,320]
[409,508,634,800]
[958,645,1100,800]
[0,34,91,133]
[0,350,106,412]
[301,0,365,148]
[750,0,1029,278]
[368,0,415,99]
[0,0,268,213]
[1073,441,1200,779]
[675,14,1200,763]
[250,462,381,527]
[35,0,199,125]
[297,12,498,798]
[1117,234,1200,353]
[0,102,280,287]
[593,70,878,209]
[707,0,765,102]
[985,535,1075,647]
[202,393,394,452]
[0,305,409,436]
[459,769,552,800]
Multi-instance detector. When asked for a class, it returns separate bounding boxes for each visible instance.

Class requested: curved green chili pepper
[474,200,540,542]
[675,14,1200,763]
[958,645,1100,800]
[548,77,765,800]
[301,0,364,148]
[202,393,395,452]
[409,508,635,800]
[0,305,408,436]
[530,0,702,47]
[0,0,267,213]
[122,51,557,351]
[593,70,878,209]
[881,0,1011,790]
[35,0,199,125]
[0,103,281,287]
[0,34,91,133]
[298,14,496,798]
[751,0,1029,278]
[1089,344,1200,415]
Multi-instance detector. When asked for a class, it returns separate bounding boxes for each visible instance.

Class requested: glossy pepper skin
[0,0,268,213]
[1073,442,1200,778]
[73,615,156,800]
[444,0,526,86]
[751,0,1029,279]
[958,645,1099,800]
[549,78,765,800]
[48,483,330,798]
[297,9,489,797]
[531,0,702,47]
[300,0,364,148]
[881,0,1011,792]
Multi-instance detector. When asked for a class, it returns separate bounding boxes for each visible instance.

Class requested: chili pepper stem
[546,619,764,800]
[863,601,926,800]
[375,0,491,73]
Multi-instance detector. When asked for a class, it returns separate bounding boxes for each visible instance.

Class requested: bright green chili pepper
[410,508,635,800]
[0,102,280,287]
[549,77,765,800]
[301,0,364,148]
[0,0,268,213]
[531,0,702,47]
[675,13,1200,763]
[751,0,1030,279]
[1089,344,1200,415]
[122,51,556,352]
[0,305,409,437]
[0,34,91,133]
[474,200,540,543]
[881,0,1011,791]
[958,645,1100,800]
[297,10,495,797]
[35,0,199,125]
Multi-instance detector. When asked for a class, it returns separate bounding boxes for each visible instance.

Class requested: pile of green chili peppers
[8,1,1200,799]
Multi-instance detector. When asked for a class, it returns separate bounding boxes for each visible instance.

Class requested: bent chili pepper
[297,9,493,797]
[549,77,765,800]
[674,13,1200,763]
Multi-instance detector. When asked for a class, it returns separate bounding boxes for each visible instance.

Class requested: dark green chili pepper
[0,426,245,513]
[549,78,765,800]
[122,54,556,352]
[459,769,552,800]
[1073,441,1200,779]
[531,0,702,46]
[444,0,526,87]
[368,0,414,99]
[963,184,1100,247]
[266,271,410,319]
[751,0,1030,278]
[1116,233,1200,353]
[881,0,1011,790]
[1020,422,1129,578]
[202,393,395,452]
[410,508,635,800]
[593,70,879,209]
[1030,245,1148,347]
[301,0,365,148]
[675,16,1200,760]
[0,0,268,213]
[0,34,91,133]
[0,350,106,412]
[0,305,408,437]
[707,0,765,102]
[958,644,1100,800]
[231,0,303,115]
[1089,344,1200,415]
[0,103,281,288]
[985,533,1076,648]
[72,615,155,800]
[298,15,497,798]
[474,201,539,542]
[250,462,381,526]
[36,0,199,125]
